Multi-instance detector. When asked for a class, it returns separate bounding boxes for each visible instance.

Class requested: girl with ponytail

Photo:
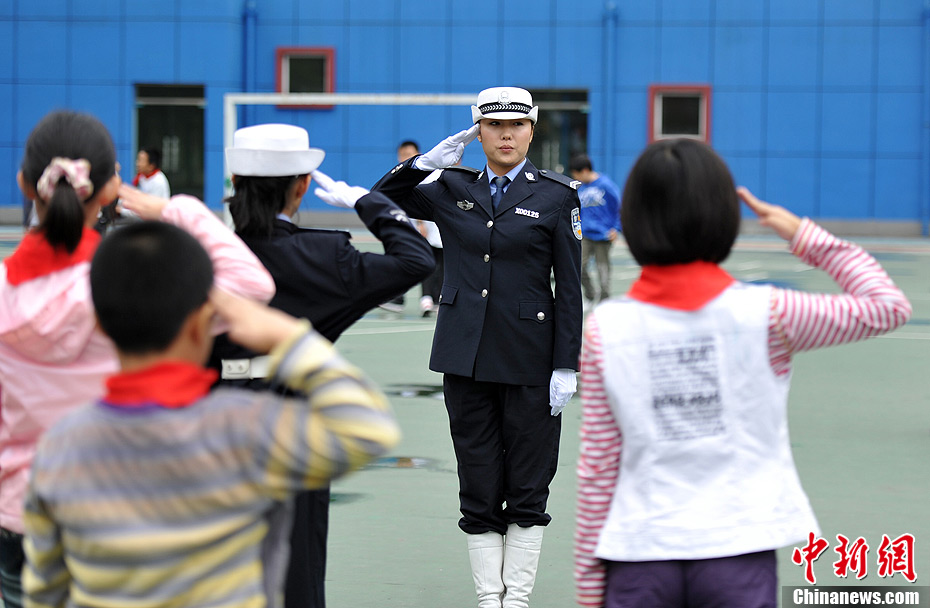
[0,111,274,607]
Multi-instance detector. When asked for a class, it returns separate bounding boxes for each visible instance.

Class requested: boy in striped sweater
[22,221,400,608]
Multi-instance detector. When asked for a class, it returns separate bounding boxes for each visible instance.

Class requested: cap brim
[226,148,325,177]
[472,106,538,124]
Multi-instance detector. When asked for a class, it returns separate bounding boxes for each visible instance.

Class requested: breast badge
[457,200,474,211]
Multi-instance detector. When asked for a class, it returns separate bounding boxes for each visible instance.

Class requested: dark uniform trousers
[373,157,583,538]
[443,375,561,534]
[208,191,434,608]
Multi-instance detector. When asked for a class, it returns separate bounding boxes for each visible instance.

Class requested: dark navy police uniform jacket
[373,157,583,386]
[209,190,434,371]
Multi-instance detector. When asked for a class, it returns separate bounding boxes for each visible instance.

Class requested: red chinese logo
[792,532,917,584]
[877,534,916,582]
[792,532,830,584]
[833,534,869,580]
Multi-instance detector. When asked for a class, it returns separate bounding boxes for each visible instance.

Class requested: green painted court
[2,227,929,606]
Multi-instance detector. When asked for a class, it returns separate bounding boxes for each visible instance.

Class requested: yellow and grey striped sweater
[22,325,400,608]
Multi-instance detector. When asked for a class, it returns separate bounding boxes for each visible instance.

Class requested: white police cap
[471,87,538,124]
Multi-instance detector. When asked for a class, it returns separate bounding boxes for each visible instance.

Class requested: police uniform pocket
[439,285,458,305]
[519,301,554,323]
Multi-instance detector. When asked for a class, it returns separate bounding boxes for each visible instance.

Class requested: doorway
[527,89,589,174]
[135,84,205,200]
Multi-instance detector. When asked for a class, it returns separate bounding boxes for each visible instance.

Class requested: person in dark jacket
[208,123,434,608]
[372,87,582,608]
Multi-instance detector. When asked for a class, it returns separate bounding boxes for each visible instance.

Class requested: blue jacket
[578,174,621,241]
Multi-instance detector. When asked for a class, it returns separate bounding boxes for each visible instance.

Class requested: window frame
[647,84,712,144]
[275,46,336,109]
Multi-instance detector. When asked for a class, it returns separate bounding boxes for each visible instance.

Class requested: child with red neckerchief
[0,110,275,608]
[574,139,912,608]
[21,222,399,608]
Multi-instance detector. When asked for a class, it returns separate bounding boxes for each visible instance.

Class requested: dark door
[135,85,205,200]
[527,89,589,174]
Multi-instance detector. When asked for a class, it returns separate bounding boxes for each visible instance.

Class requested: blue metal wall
[1,0,927,231]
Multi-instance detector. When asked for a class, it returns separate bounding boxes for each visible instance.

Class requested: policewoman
[209,123,434,608]
[373,87,582,608]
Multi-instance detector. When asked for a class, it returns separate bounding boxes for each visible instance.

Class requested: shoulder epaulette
[298,227,351,238]
[442,165,481,176]
[538,169,581,190]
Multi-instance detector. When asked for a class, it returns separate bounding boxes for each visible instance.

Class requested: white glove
[414,125,479,171]
[312,170,369,209]
[549,368,577,416]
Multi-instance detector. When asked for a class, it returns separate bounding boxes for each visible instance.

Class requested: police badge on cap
[471,87,539,124]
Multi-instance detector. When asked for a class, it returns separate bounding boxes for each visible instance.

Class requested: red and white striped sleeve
[575,314,623,608]
[768,219,912,375]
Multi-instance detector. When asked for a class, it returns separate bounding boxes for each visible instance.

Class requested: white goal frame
[221,92,474,224]
[224,93,473,180]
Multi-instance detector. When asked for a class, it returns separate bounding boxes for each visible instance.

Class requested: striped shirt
[23,325,400,608]
[574,220,912,607]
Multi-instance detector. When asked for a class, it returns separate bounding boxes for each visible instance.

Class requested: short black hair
[398,140,419,152]
[91,222,213,355]
[141,146,162,169]
[621,139,739,266]
[569,154,593,173]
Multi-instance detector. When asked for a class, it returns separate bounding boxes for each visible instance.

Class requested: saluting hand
[415,125,479,171]
[737,186,802,242]
[210,288,306,355]
[312,170,369,209]
[117,184,168,220]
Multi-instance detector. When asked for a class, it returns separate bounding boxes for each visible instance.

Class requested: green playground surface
[2,227,929,606]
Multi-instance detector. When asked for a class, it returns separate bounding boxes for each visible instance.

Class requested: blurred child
[22,221,400,607]
[0,110,274,608]
[574,139,912,608]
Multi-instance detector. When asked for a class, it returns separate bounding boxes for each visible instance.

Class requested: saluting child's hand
[117,184,168,220]
[210,288,307,354]
[737,186,802,242]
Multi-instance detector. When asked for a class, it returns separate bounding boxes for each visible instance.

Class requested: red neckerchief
[627,261,735,311]
[103,361,218,408]
[4,227,101,286]
[132,169,159,187]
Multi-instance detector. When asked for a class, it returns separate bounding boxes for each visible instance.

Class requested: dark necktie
[491,175,510,211]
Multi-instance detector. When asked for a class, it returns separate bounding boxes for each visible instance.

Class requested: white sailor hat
[226,123,325,177]
[471,87,538,124]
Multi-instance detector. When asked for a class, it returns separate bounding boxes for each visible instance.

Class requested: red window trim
[647,84,712,144]
[275,46,335,109]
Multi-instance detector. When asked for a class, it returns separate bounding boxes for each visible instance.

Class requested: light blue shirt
[486,159,528,199]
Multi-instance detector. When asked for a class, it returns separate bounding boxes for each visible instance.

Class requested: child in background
[574,139,912,608]
[0,110,274,608]
[22,221,400,608]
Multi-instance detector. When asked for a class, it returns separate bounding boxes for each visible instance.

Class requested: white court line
[877,333,930,340]
[738,272,770,282]
[343,325,436,336]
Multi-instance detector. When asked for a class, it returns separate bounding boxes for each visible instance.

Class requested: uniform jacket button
[483,254,490,262]
[481,289,488,297]
[486,220,494,228]
[537,311,546,321]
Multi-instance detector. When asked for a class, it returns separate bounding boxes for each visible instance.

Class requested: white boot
[467,531,505,608]
[502,524,544,608]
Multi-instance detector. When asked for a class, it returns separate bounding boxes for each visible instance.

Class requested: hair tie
[36,157,95,202]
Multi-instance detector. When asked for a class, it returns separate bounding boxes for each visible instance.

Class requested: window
[648,85,711,143]
[275,47,335,108]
